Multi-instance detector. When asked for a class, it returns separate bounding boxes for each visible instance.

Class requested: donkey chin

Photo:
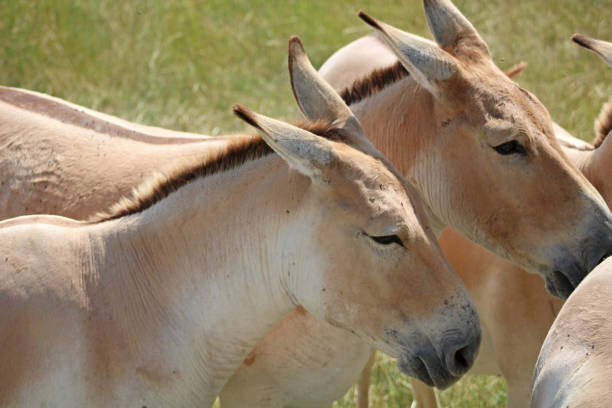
[545,227,612,299]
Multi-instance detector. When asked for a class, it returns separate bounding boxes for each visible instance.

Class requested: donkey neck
[88,155,309,405]
[349,77,446,234]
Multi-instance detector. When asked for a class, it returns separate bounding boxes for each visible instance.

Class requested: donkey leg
[357,349,376,408]
[410,378,439,408]
[505,379,532,408]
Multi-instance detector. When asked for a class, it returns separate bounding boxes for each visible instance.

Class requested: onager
[0,37,482,407]
[1,3,611,407]
[219,1,612,407]
[531,34,612,408]
[531,256,612,408]
[321,30,612,408]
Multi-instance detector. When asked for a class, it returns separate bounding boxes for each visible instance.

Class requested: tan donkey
[0,2,611,407]
[321,24,612,408]
[409,34,612,408]
[219,1,612,407]
[530,255,612,408]
[531,34,612,408]
[0,37,483,407]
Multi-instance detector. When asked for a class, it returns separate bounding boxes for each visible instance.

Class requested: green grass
[333,353,508,408]
[2,1,612,406]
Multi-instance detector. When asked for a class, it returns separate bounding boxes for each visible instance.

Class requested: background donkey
[531,33,612,408]
[319,27,612,408]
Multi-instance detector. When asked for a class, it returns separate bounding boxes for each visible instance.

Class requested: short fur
[0,87,201,144]
[595,97,612,147]
[339,61,409,106]
[91,121,340,222]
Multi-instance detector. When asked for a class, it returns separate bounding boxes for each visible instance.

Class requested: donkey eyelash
[492,140,527,156]
[368,234,405,247]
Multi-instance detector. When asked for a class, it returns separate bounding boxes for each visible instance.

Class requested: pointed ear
[288,36,380,155]
[504,62,527,79]
[288,36,353,126]
[233,104,336,180]
[573,34,612,68]
[423,0,490,56]
[359,11,458,97]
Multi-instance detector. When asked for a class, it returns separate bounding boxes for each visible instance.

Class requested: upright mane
[339,61,409,106]
[595,97,612,147]
[91,121,341,222]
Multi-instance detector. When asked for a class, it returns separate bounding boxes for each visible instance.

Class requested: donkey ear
[288,36,354,126]
[573,34,612,68]
[359,11,458,96]
[233,104,336,179]
[504,62,527,79]
[288,36,381,155]
[423,0,490,56]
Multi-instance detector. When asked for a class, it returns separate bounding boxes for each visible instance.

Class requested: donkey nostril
[452,346,470,373]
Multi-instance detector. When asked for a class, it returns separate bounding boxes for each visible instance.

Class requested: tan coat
[0,38,480,407]
[1,2,611,407]
[221,3,612,408]
[531,33,612,408]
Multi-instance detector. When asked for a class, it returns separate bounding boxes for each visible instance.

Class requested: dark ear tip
[572,33,591,49]
[358,11,380,30]
[232,104,260,129]
[289,35,303,49]
[288,35,305,61]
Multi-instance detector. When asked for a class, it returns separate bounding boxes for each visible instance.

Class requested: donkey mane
[339,61,409,106]
[91,121,341,222]
[594,97,612,147]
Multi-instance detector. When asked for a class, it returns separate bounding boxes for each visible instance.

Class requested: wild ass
[219,2,612,407]
[0,37,482,407]
[531,34,612,408]
[1,2,611,407]
[0,86,228,220]
[530,256,612,408]
[322,30,612,408]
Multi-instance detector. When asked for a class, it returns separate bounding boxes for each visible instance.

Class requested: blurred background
[2,0,611,406]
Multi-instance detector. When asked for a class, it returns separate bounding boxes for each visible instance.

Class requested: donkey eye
[493,140,527,156]
[369,234,405,248]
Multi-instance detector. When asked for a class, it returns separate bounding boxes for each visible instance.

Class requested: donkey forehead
[330,153,412,213]
[457,77,554,140]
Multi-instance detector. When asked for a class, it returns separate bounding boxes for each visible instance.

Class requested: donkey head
[358,0,612,298]
[233,36,480,388]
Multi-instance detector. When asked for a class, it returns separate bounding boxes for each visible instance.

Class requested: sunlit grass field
[2,1,612,406]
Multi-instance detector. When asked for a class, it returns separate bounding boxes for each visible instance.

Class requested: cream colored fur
[0,39,482,407]
[219,3,612,407]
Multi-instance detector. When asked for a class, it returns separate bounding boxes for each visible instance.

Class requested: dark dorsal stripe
[92,121,342,222]
[595,98,612,148]
[0,87,203,145]
[339,61,409,106]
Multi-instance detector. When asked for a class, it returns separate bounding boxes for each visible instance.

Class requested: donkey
[531,34,612,408]
[320,30,612,408]
[0,36,482,407]
[1,2,611,407]
[218,2,612,407]
[0,86,229,220]
[319,17,611,408]
[530,256,612,408]
[411,35,612,408]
